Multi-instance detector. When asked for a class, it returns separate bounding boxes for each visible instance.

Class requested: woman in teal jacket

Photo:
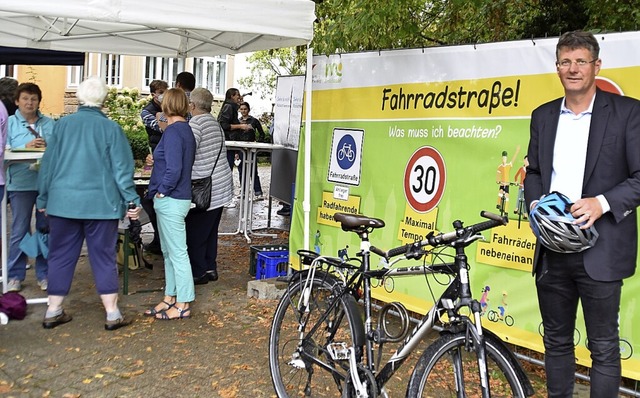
[5,83,55,293]
[37,77,141,330]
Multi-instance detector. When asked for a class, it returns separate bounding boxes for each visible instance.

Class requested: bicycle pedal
[288,352,306,369]
[327,342,351,360]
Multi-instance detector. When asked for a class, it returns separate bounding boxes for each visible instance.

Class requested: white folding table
[1,149,47,304]
[223,141,283,243]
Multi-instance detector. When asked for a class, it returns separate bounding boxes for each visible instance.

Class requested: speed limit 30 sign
[403,146,446,213]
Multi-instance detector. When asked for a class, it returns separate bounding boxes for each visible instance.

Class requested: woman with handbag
[145,88,196,320]
[186,88,234,285]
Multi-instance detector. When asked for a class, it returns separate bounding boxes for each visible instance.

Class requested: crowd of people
[1,72,287,328]
[3,30,640,396]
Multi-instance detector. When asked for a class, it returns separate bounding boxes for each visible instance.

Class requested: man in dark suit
[525,31,640,397]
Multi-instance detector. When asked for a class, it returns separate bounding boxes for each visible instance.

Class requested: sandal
[144,300,175,317]
[155,305,191,320]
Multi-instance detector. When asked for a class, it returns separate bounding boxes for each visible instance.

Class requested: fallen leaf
[219,381,240,398]
[118,369,145,379]
[162,370,184,379]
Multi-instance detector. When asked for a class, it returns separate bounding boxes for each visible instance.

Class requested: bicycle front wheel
[269,271,364,397]
[406,331,528,397]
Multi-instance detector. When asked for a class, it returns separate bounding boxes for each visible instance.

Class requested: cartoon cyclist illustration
[314,230,323,254]
[480,285,491,315]
[496,145,520,215]
[337,245,349,261]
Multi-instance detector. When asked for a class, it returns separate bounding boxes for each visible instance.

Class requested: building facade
[1,53,234,116]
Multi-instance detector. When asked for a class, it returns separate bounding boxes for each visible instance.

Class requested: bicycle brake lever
[464,234,485,244]
[405,248,425,260]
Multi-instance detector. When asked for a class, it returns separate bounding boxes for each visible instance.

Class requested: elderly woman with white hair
[36,76,141,330]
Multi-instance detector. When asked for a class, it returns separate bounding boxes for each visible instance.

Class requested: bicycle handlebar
[371,211,507,260]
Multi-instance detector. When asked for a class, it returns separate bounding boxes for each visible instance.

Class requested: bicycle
[497,181,524,221]
[338,143,355,162]
[269,211,534,397]
[513,183,528,228]
[487,309,515,327]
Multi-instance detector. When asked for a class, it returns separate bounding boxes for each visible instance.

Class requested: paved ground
[0,165,602,397]
[0,165,294,398]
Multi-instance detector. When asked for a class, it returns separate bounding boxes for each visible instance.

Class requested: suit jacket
[524,89,640,281]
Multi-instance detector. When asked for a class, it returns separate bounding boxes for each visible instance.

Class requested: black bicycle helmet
[529,191,599,253]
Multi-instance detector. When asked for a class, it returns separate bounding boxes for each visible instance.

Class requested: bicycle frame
[270,211,538,397]
[296,232,492,396]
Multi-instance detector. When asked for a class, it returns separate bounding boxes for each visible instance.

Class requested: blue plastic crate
[256,250,289,280]
[249,244,288,276]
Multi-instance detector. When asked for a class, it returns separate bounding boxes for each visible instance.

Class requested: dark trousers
[537,250,622,398]
[47,216,119,296]
[141,194,160,246]
[185,207,224,278]
[227,149,262,195]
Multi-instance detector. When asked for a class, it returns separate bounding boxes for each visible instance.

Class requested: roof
[0,0,315,57]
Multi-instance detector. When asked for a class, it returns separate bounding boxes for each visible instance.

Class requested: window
[0,65,16,77]
[99,54,123,87]
[143,57,180,91]
[194,56,226,96]
[194,58,204,87]
[66,65,84,88]
[214,58,226,96]
[170,58,180,86]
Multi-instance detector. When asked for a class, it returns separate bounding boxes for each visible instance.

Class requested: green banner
[291,32,640,379]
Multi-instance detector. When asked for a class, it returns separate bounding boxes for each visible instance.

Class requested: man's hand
[27,138,46,149]
[570,197,603,229]
[127,206,142,220]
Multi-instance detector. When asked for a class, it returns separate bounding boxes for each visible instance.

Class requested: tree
[241,0,640,101]
[311,0,640,53]
[237,46,306,102]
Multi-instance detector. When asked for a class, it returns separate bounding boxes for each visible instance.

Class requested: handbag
[0,292,27,320]
[191,175,213,212]
[191,132,224,212]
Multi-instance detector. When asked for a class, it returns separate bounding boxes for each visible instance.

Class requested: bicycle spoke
[407,332,527,397]
[270,273,360,397]
[271,213,531,398]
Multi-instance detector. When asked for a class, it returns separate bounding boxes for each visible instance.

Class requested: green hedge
[126,131,150,161]
[103,87,150,161]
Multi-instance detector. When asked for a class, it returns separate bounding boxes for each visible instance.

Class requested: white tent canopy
[0,0,315,57]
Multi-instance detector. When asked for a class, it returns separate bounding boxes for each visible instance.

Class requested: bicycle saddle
[334,213,385,232]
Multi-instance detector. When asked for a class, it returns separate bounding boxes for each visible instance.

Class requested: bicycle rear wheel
[269,271,364,397]
[406,331,528,397]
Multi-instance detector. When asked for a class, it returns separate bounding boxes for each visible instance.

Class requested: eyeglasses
[556,59,597,69]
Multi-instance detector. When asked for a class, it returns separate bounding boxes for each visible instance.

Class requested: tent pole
[303,45,313,251]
